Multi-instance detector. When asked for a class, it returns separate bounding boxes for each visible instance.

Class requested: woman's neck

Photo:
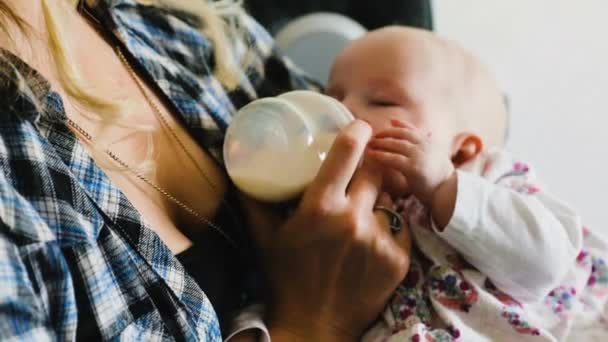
[1,0,45,48]
[1,0,79,64]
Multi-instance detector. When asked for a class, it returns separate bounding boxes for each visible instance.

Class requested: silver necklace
[66,48,240,249]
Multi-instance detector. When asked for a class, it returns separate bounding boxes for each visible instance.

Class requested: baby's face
[327,28,454,196]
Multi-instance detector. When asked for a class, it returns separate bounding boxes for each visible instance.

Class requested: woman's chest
[79,101,230,252]
[21,4,234,252]
[91,132,229,255]
[63,45,230,253]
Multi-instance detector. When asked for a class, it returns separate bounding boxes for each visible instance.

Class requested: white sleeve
[224,304,270,342]
[434,151,583,303]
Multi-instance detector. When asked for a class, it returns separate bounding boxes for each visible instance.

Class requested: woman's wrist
[269,321,357,342]
[268,310,358,342]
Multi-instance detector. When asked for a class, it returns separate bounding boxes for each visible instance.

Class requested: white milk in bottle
[224,90,354,202]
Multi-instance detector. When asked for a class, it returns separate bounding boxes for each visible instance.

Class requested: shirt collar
[77,0,117,31]
[0,48,53,123]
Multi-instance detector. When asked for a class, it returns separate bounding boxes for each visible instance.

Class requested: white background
[434,0,608,233]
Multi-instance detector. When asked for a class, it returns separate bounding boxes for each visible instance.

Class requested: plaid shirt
[0,0,317,340]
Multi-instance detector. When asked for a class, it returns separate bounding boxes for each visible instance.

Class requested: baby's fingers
[374,126,423,144]
[368,137,416,157]
[366,148,411,173]
[390,119,432,137]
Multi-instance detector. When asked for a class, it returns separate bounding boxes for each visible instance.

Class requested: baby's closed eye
[371,99,399,107]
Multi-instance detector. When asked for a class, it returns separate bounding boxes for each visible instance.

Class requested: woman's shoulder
[237,13,323,96]
[0,49,104,246]
[105,1,320,98]
[0,48,52,123]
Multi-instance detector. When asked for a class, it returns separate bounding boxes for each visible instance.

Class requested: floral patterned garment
[363,149,608,342]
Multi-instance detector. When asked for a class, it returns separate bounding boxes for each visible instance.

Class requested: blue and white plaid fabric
[0,0,318,340]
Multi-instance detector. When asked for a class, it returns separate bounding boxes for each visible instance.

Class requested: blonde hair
[2,0,245,114]
[0,0,246,169]
[141,0,246,90]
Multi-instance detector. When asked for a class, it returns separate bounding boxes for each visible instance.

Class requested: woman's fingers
[368,137,417,157]
[374,193,412,279]
[384,226,412,282]
[308,119,372,200]
[239,194,285,247]
[346,161,382,209]
[372,192,394,228]
[391,219,412,255]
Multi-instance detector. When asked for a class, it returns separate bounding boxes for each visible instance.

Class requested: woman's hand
[246,120,412,341]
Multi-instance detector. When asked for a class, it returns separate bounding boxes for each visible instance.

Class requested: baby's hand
[367,119,454,205]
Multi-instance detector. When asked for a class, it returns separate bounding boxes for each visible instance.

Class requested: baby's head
[327,26,507,195]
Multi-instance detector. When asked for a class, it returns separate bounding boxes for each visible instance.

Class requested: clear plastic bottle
[223,90,354,202]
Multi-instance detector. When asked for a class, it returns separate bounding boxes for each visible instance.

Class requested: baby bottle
[223,90,354,202]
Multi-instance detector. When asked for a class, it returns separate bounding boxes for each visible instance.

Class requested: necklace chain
[66,48,239,249]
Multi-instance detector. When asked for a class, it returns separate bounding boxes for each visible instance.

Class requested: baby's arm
[368,120,582,303]
[432,157,582,303]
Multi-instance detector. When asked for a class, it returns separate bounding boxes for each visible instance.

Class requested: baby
[327,26,608,341]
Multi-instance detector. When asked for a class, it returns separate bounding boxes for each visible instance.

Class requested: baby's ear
[450,133,484,167]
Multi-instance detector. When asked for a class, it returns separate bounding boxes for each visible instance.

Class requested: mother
[0,0,410,340]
